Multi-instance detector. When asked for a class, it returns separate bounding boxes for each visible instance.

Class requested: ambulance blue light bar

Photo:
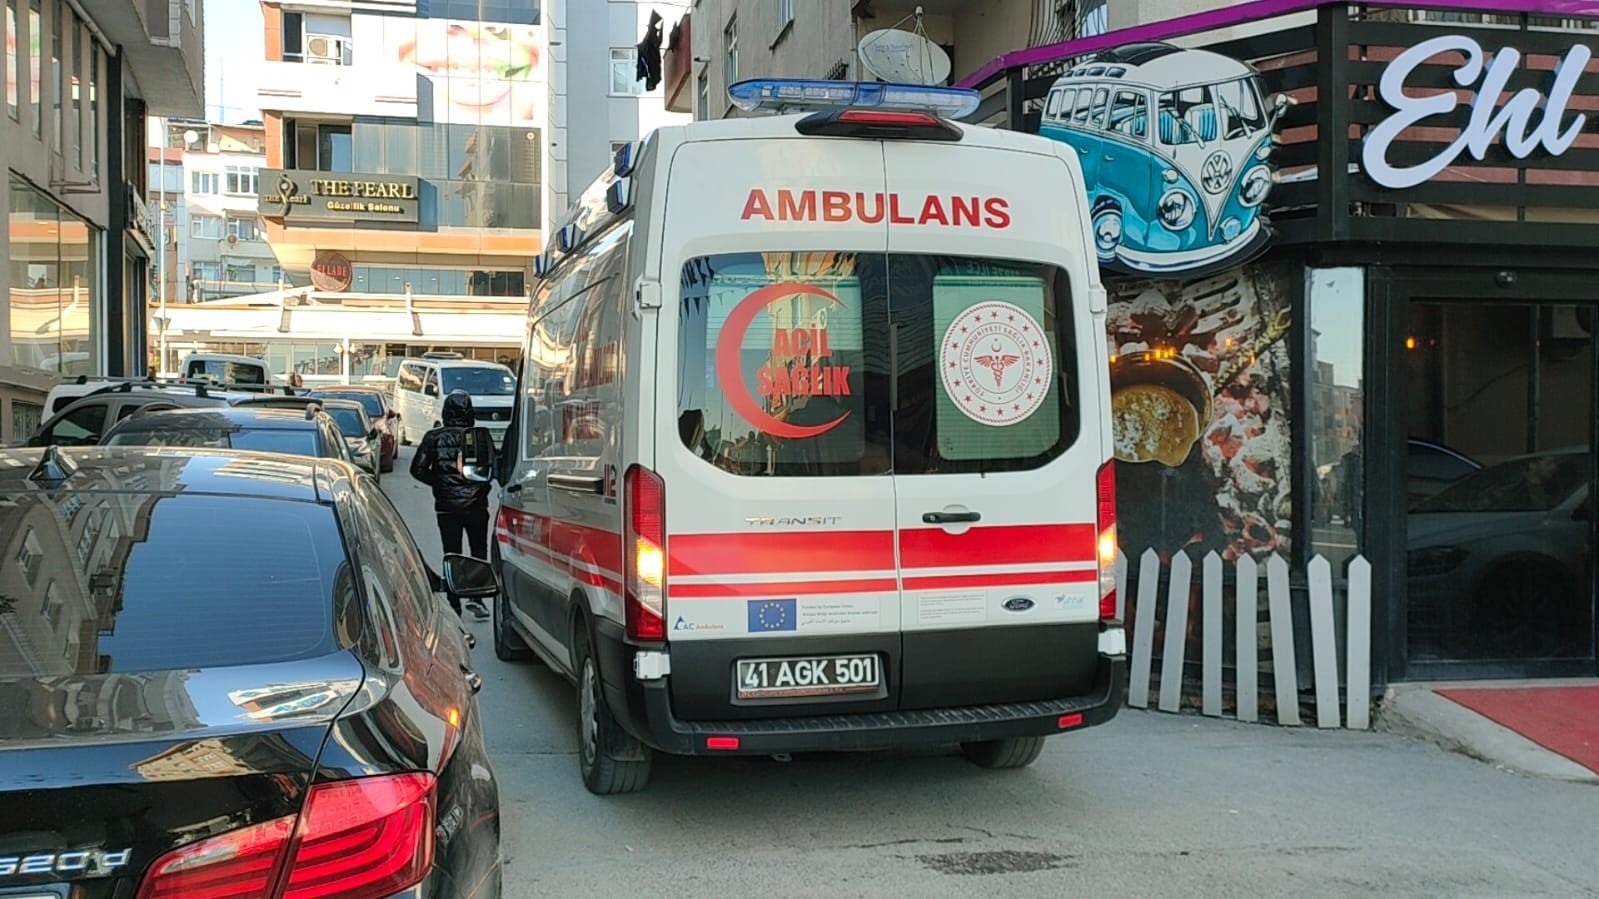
[727,78,981,120]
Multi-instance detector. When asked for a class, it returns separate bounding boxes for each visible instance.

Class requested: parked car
[0,445,502,898]
[101,405,356,468]
[308,385,401,472]
[1407,447,1592,660]
[321,398,384,480]
[27,383,232,447]
[1407,437,1483,507]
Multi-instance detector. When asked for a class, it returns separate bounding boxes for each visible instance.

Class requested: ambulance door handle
[550,474,604,494]
[923,511,981,525]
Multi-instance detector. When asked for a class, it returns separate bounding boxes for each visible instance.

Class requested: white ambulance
[491,79,1125,794]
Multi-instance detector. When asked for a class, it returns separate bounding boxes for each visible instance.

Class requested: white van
[394,357,516,446]
[491,79,1124,794]
[180,352,273,391]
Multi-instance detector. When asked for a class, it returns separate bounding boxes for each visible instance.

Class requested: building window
[15,529,41,585]
[70,14,80,169]
[6,0,17,119]
[88,46,96,174]
[724,17,737,86]
[191,214,223,239]
[610,47,642,95]
[776,0,793,30]
[282,11,303,61]
[192,261,221,282]
[49,0,58,152]
[8,174,100,375]
[191,171,218,194]
[225,262,257,284]
[268,265,285,286]
[696,70,708,121]
[318,125,352,172]
[226,216,260,242]
[224,165,259,196]
[27,0,38,135]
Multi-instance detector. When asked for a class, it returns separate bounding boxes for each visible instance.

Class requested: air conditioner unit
[305,33,349,64]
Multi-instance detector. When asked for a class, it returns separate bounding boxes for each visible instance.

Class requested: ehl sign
[1362,34,1593,190]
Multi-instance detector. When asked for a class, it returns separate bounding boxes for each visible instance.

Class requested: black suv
[99,404,358,466]
[0,446,502,898]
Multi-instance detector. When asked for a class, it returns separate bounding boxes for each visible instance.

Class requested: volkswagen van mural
[1038,42,1289,278]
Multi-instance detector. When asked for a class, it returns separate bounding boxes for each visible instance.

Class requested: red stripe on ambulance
[669,531,896,577]
[899,524,1095,570]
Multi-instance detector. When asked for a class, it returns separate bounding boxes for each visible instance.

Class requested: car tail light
[624,464,667,641]
[136,773,437,899]
[1096,460,1118,622]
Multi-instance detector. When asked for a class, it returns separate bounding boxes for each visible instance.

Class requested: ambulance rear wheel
[576,633,653,795]
[961,736,1046,769]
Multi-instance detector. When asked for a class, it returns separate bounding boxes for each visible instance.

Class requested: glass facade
[1307,268,1365,574]
[350,118,541,229]
[8,174,99,375]
[349,265,522,296]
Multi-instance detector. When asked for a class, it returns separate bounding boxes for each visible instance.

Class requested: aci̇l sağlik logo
[1036,41,1289,279]
[715,282,852,440]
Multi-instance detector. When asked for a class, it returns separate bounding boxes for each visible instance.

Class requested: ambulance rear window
[677,252,1079,477]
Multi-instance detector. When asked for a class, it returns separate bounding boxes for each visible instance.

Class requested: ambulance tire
[960,736,1046,770]
[576,630,653,794]
[491,587,532,662]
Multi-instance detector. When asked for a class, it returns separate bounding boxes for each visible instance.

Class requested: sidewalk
[1378,680,1599,784]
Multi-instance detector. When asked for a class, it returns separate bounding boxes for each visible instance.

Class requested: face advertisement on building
[357,16,545,127]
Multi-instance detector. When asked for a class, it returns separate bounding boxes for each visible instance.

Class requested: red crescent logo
[713,282,849,440]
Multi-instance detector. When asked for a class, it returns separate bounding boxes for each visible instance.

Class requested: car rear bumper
[601,633,1125,757]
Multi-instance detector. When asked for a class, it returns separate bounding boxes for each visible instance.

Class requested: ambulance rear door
[655,133,903,722]
[883,139,1110,709]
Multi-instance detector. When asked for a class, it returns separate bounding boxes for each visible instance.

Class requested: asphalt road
[384,447,1599,898]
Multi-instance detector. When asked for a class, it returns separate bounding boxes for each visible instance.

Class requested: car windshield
[326,407,367,437]
[314,391,383,417]
[0,492,345,675]
[1157,77,1266,146]
[442,366,515,396]
[107,427,321,457]
[1412,452,1591,514]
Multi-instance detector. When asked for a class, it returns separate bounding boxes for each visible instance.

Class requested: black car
[100,405,357,467]
[0,446,502,898]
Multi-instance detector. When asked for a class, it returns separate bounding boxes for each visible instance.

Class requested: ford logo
[1002,596,1035,612]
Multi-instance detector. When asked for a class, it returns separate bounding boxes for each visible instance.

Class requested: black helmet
[442,389,475,427]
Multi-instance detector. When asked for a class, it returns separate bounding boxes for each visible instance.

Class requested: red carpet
[1437,685,1599,775]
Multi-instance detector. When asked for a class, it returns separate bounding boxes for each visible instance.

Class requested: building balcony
[93,0,205,116]
[257,61,418,118]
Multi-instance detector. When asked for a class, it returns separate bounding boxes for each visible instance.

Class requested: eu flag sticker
[747,598,797,633]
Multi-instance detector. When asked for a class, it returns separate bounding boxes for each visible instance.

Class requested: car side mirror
[368,428,382,440]
[442,553,499,597]
[461,426,497,482]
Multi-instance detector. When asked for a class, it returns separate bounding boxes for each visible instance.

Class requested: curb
[1377,686,1599,784]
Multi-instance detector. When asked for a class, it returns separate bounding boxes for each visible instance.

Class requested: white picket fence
[1117,549,1372,729]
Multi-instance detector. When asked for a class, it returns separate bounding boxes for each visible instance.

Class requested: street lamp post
[156,115,167,376]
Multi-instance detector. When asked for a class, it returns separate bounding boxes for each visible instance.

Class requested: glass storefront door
[1404,300,1596,674]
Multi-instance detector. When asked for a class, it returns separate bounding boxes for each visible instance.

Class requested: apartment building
[253,0,544,305]
[682,0,1108,119]
[148,118,281,304]
[0,0,204,445]
[544,0,690,230]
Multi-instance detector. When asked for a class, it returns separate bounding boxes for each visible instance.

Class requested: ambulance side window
[557,223,630,462]
[520,279,560,461]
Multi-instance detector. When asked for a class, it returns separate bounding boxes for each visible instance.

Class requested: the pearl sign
[1362,34,1592,190]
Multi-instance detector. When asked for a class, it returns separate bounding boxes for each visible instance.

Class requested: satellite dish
[858,28,951,86]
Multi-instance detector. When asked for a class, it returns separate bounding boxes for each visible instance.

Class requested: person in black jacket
[410,389,492,619]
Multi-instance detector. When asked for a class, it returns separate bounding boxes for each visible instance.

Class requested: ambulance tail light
[624,464,667,642]
[1096,460,1118,622]
[796,108,962,141]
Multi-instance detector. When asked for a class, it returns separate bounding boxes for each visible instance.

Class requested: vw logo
[1201,151,1234,194]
